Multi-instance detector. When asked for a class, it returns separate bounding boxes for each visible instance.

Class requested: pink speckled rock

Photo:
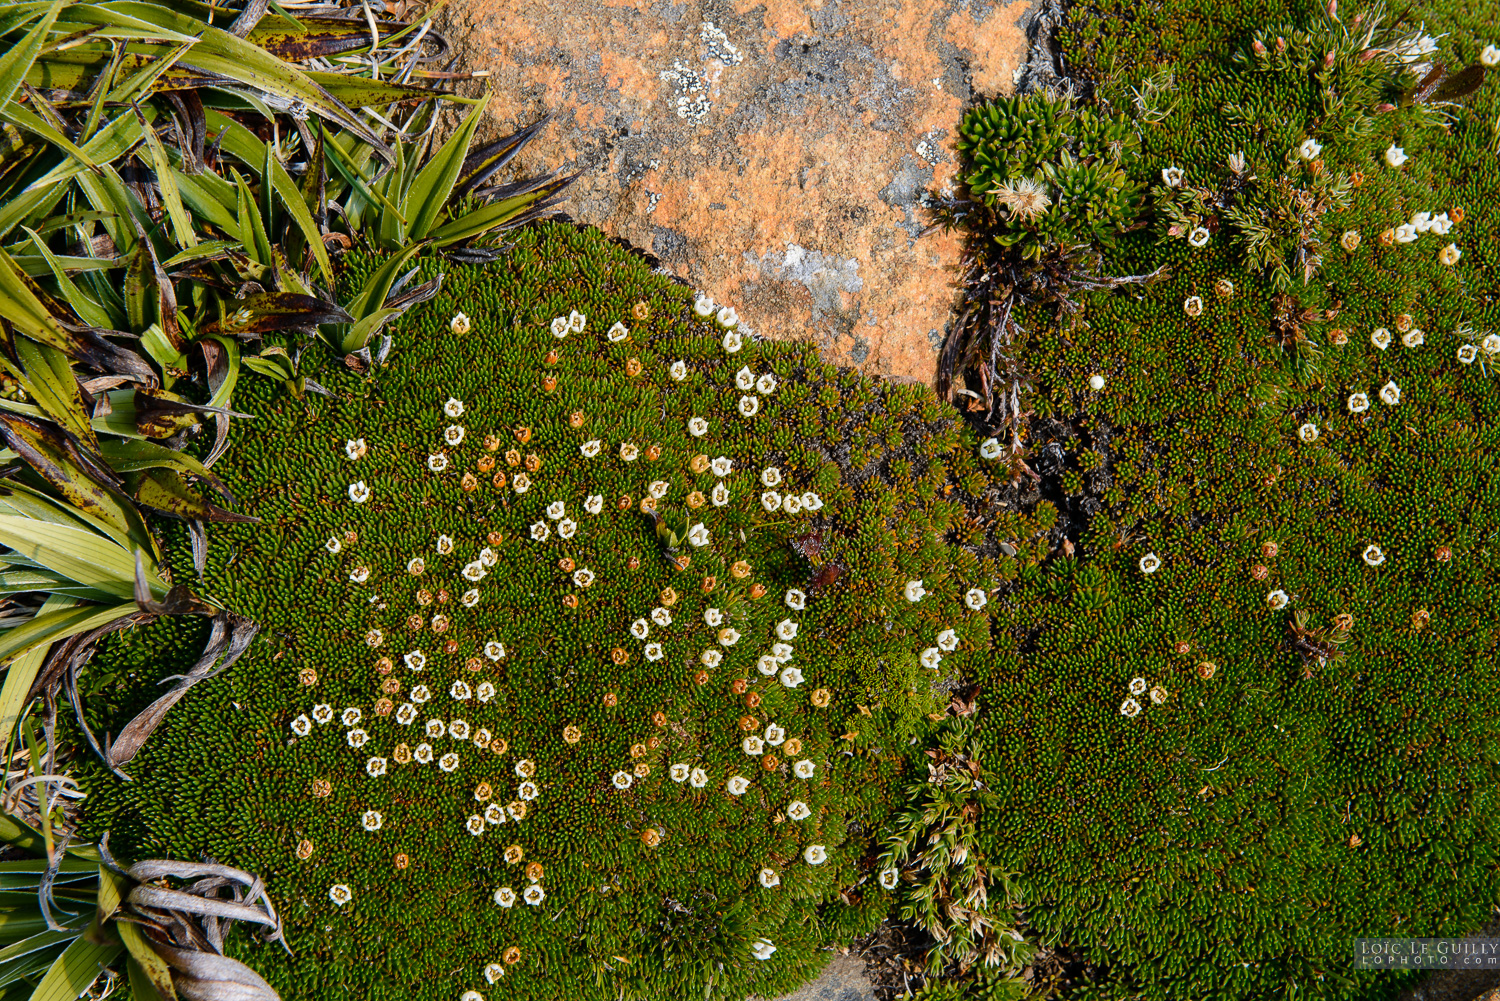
[439,0,1034,385]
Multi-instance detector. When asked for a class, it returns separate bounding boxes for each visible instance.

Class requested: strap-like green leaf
[0,247,73,353]
[132,104,196,248]
[407,91,490,242]
[11,338,99,451]
[0,602,136,671]
[268,142,332,285]
[0,0,66,110]
[27,922,122,1001]
[0,593,75,756]
[21,227,113,330]
[0,516,141,597]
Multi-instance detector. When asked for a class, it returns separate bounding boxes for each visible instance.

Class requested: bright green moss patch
[962,1,1500,998]
[76,221,1020,1000]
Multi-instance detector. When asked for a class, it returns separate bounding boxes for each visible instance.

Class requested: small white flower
[551,316,570,338]
[405,649,427,671]
[1129,677,1148,696]
[518,781,539,801]
[1150,686,1168,705]
[1370,327,1392,350]
[920,647,942,670]
[787,800,811,821]
[435,534,454,555]
[756,373,778,394]
[427,453,448,472]
[711,482,730,507]
[512,472,531,493]
[717,306,738,328]
[1348,392,1370,414]
[1412,211,1433,233]
[1484,44,1500,66]
[414,742,433,763]
[631,619,650,640]
[348,481,371,503]
[479,547,498,568]
[801,492,823,511]
[581,440,602,458]
[757,655,778,676]
[1430,212,1453,236]
[1298,423,1319,443]
[736,367,756,391]
[485,962,505,984]
[573,568,595,588]
[751,938,776,961]
[326,536,342,554]
[531,521,550,542]
[937,629,958,652]
[718,627,741,646]
[700,650,722,667]
[1385,145,1408,167]
[743,736,765,755]
[483,641,506,663]
[612,771,633,790]
[439,752,460,772]
[329,884,352,906]
[1298,138,1323,160]
[723,331,743,353]
[964,588,988,611]
[366,757,387,777]
[803,844,827,865]
[904,580,926,602]
[347,729,369,749]
[1484,334,1500,356]
[342,707,362,727]
[688,417,709,437]
[785,589,806,610]
[450,719,471,740]
[1362,544,1386,566]
[361,810,383,831]
[776,619,798,641]
[1140,553,1162,574]
[494,887,517,907]
[879,868,899,890]
[694,294,716,317]
[444,398,465,418]
[1187,226,1210,248]
[1089,373,1106,391]
[765,724,786,745]
[445,425,465,446]
[620,443,639,462]
[979,438,1002,460]
[290,714,311,737]
[784,495,803,515]
[779,666,804,688]
[710,456,733,477]
[411,685,431,704]
[670,763,690,782]
[1266,589,1290,610]
[1402,329,1424,349]
[345,438,367,461]
[689,767,708,788]
[395,703,416,725]
[644,642,664,661]
[793,759,815,779]
[738,395,759,417]
[1184,295,1204,317]
[451,680,473,700]
[687,523,710,547]
[1120,698,1142,718]
[726,775,750,796]
[546,501,566,520]
[449,311,471,336]
[606,321,629,342]
[1458,344,1478,365]
[1161,166,1184,187]
[1394,223,1418,244]
[1379,381,1401,406]
[524,885,546,906]
[758,868,781,888]
[584,494,603,515]
[1439,244,1462,266]
[349,566,369,584]
[569,310,586,333]
[670,360,688,381]
[651,607,673,628]
[761,467,782,488]
[463,561,487,582]
[557,519,577,540]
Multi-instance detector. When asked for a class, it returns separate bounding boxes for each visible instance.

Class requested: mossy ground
[962,1,1500,998]
[75,222,1030,1000]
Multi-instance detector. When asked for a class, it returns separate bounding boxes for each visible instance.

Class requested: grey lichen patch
[879,154,935,240]
[744,243,865,321]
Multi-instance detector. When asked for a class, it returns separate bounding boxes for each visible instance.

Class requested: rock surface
[438,0,1037,384]
[752,953,876,1001]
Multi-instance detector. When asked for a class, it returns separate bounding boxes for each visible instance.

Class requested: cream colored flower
[904,580,926,602]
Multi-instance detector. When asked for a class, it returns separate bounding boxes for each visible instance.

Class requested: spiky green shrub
[74,221,1026,1001]
[956,1,1500,998]
[954,92,1144,261]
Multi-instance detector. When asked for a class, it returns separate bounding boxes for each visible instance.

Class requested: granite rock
[439,0,1036,384]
